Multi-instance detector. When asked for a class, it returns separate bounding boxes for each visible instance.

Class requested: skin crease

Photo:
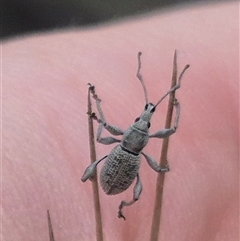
[2,1,238,241]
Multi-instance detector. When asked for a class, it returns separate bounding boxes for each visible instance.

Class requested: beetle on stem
[81,52,189,220]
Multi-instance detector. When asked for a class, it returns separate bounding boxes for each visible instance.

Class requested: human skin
[2,1,238,241]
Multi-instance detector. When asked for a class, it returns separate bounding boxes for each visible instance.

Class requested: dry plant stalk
[150,51,184,241]
[47,210,55,241]
[87,85,104,241]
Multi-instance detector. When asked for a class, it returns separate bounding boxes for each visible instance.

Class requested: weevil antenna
[154,64,189,108]
[136,52,149,104]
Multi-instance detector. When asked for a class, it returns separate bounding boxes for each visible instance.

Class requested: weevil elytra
[81,52,189,220]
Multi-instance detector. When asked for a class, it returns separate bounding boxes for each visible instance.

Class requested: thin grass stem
[47,210,55,241]
[87,84,104,241]
[150,51,178,241]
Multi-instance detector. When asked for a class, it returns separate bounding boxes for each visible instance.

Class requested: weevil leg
[118,173,142,220]
[81,155,108,182]
[95,123,121,145]
[88,84,124,137]
[149,99,180,139]
[141,152,170,172]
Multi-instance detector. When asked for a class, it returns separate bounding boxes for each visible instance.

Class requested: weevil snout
[138,103,155,122]
[144,103,155,112]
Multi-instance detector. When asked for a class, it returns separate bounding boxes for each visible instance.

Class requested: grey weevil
[81,52,189,220]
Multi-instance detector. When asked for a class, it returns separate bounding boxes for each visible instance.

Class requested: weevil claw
[89,112,96,118]
[118,211,126,220]
[160,162,170,172]
[88,83,95,91]
[173,98,179,106]
[118,202,126,220]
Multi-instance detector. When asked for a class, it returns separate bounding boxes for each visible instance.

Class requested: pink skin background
[2,1,239,241]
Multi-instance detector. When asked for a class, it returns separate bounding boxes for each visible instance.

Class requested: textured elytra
[100,145,141,195]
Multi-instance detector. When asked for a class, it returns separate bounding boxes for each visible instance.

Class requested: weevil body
[100,145,141,195]
[81,52,189,220]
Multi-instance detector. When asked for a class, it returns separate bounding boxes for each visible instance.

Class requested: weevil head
[132,103,156,131]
